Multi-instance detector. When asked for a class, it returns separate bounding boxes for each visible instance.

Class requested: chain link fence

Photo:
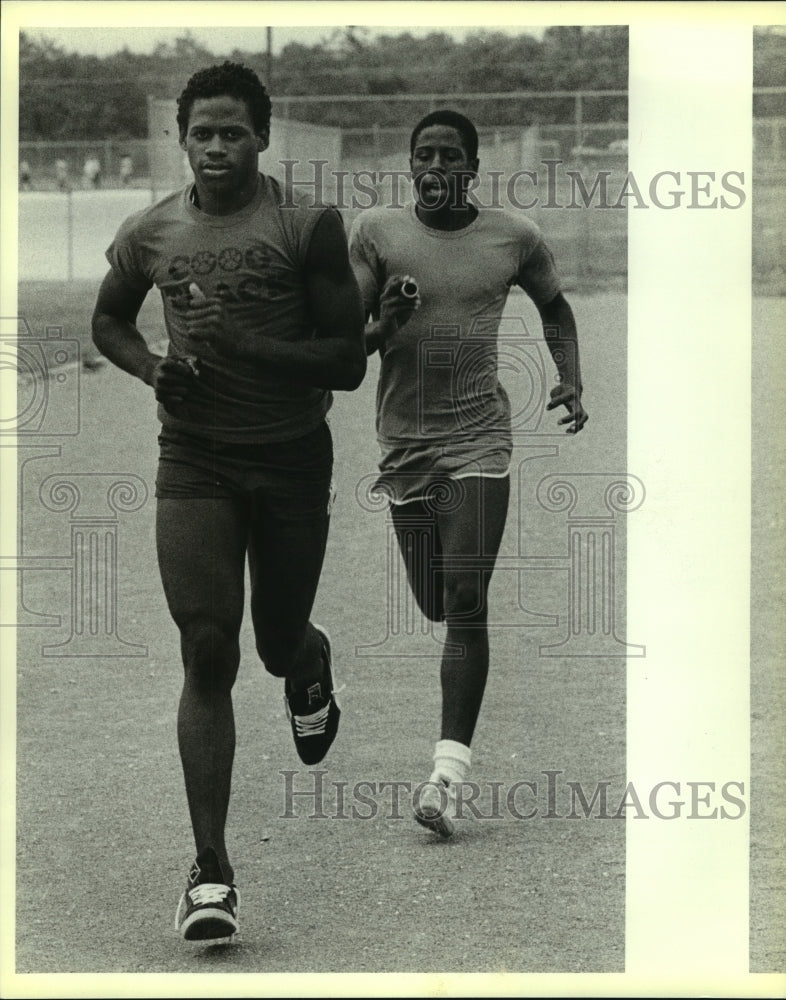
[16,97,786,291]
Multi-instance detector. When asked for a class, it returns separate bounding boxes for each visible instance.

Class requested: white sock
[430,739,471,787]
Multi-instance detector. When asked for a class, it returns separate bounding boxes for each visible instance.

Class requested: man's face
[410,124,478,209]
[180,95,267,193]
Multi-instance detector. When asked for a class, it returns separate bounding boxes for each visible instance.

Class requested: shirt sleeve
[516,235,562,306]
[104,214,154,291]
[348,215,381,318]
[291,202,342,268]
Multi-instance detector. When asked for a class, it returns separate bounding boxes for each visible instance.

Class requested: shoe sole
[181,909,239,941]
[176,891,240,941]
[414,805,455,839]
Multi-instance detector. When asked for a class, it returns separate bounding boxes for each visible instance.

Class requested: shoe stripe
[292,702,330,736]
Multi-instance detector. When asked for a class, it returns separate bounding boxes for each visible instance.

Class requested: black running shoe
[174,846,239,941]
[284,625,341,765]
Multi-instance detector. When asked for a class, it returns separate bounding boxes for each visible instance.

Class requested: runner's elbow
[336,346,367,390]
[91,310,111,350]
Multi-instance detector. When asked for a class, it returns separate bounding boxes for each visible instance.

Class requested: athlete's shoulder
[261,173,328,214]
[115,188,187,240]
[350,204,410,242]
[478,206,544,243]
[260,173,341,237]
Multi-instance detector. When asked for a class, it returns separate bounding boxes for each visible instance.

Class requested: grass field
[10,275,785,977]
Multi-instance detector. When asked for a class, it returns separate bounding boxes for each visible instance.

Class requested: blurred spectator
[83,155,102,189]
[55,158,70,191]
[19,159,32,191]
[119,154,134,187]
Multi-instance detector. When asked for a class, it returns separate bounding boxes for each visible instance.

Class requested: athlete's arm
[348,224,386,356]
[92,269,196,411]
[303,208,367,388]
[183,210,366,391]
[538,292,589,435]
[363,276,420,356]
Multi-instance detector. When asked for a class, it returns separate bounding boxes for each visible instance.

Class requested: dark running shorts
[155,421,334,520]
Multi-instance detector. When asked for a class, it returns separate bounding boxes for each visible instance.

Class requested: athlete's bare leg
[156,497,248,882]
[390,499,445,623]
[247,491,331,691]
[435,476,509,745]
[390,475,509,745]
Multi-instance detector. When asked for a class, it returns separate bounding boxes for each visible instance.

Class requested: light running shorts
[373,435,511,506]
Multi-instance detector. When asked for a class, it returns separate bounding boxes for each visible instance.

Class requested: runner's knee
[410,586,444,623]
[180,619,240,692]
[443,575,486,625]
[254,621,309,678]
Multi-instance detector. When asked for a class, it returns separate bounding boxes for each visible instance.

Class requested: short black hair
[410,110,479,161]
[177,61,272,138]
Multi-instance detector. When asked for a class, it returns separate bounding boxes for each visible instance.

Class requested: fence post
[146,96,157,204]
[575,92,583,149]
[66,188,73,282]
[372,123,381,172]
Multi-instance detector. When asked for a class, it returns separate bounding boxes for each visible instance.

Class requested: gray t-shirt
[106,174,333,443]
[349,203,561,449]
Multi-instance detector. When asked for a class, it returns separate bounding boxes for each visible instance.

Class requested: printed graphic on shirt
[161,240,292,311]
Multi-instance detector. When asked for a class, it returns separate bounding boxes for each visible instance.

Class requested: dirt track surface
[14,292,629,975]
[16,293,786,980]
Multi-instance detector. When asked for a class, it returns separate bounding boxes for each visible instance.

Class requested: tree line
[20,26,630,140]
[19,25,785,141]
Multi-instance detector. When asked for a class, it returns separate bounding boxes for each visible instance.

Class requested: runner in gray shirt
[350,109,587,837]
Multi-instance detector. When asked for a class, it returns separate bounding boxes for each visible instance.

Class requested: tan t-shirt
[106,174,333,443]
[349,203,561,450]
